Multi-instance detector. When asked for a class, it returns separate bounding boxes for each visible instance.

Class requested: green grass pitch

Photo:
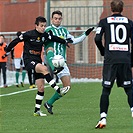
[0,82,133,133]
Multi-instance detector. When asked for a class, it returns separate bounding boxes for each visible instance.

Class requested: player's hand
[2,54,7,59]
[48,30,53,37]
[57,86,70,96]
[100,49,104,56]
[85,27,94,36]
[65,38,73,48]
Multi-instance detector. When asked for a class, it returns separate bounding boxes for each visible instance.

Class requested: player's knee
[46,47,54,54]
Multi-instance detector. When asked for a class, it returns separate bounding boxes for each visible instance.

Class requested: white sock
[100,112,107,118]
[131,107,133,112]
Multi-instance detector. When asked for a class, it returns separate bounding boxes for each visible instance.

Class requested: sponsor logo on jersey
[31,61,35,65]
[109,44,128,51]
[36,37,40,42]
[107,17,128,23]
[30,39,35,42]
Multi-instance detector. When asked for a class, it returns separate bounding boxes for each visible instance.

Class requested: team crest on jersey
[107,17,128,23]
[36,37,40,42]
[37,37,40,40]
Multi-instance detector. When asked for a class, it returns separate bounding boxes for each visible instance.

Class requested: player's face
[35,22,46,33]
[51,14,62,27]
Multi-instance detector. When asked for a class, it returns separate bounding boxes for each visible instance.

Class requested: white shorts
[14,58,24,69]
[57,63,70,79]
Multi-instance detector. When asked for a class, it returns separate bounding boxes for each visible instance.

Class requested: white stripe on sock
[35,104,41,109]
[36,94,44,100]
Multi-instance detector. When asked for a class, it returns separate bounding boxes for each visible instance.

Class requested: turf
[0,82,133,133]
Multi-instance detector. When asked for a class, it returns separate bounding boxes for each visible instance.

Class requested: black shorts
[24,59,44,80]
[102,64,132,88]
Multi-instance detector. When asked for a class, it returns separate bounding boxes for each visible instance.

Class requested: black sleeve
[94,20,105,56]
[131,22,133,67]
[5,38,21,52]
[43,31,66,44]
[131,44,133,67]
[11,49,14,59]
[94,39,105,56]
[5,32,26,52]
[131,22,133,45]
[51,35,66,44]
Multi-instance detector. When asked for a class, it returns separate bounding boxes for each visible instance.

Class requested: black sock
[44,73,60,91]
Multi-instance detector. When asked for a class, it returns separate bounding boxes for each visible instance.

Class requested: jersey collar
[112,14,122,17]
[51,24,62,29]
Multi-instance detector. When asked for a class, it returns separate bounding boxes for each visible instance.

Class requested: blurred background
[0,0,133,86]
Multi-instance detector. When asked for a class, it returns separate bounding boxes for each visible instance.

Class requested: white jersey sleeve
[67,32,86,45]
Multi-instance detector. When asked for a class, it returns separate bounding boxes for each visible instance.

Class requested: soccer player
[94,0,133,129]
[4,16,72,116]
[44,10,94,114]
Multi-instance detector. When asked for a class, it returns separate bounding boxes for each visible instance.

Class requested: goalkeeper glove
[85,27,94,36]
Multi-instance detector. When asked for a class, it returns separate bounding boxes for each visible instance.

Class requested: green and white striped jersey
[44,24,86,60]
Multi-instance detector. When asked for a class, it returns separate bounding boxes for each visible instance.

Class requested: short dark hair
[0,34,5,39]
[52,10,62,18]
[111,0,124,13]
[35,16,47,25]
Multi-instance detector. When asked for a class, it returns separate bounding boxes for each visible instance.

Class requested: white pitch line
[0,83,62,97]
[0,85,48,97]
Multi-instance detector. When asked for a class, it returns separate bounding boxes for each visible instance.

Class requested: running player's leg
[124,87,133,117]
[1,62,7,87]
[122,64,133,118]
[45,65,71,114]
[46,48,54,71]
[96,64,115,129]
[33,78,47,116]
[35,63,61,92]
[20,68,26,87]
[46,47,64,74]
[20,59,26,86]
[27,69,33,86]
[14,58,21,87]
[28,69,36,89]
